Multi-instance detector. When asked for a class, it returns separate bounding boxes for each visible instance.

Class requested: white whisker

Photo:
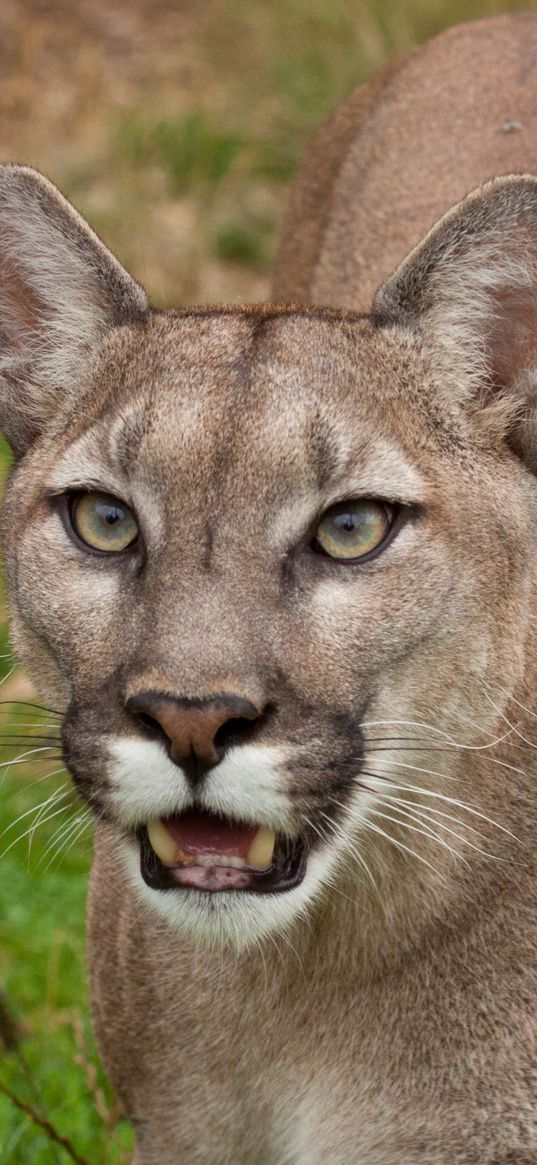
[319,809,382,901]
[359,817,443,876]
[367,805,469,866]
[38,808,87,864]
[367,789,486,837]
[365,750,528,781]
[40,811,92,873]
[359,775,520,840]
[370,796,505,862]
[364,717,518,753]
[1,781,69,839]
[0,799,73,861]
[483,691,537,749]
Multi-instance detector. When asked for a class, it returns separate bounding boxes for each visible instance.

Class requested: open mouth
[138,810,308,894]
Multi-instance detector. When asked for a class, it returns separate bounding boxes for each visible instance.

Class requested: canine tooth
[147,819,178,866]
[247,826,276,870]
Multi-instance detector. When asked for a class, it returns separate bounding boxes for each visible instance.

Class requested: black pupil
[335,512,359,533]
[98,503,124,527]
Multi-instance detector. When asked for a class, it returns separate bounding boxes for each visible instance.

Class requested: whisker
[500,690,537,725]
[370,795,505,862]
[483,692,537,749]
[367,805,469,867]
[6,765,67,797]
[358,817,442,876]
[27,785,72,857]
[0,752,64,786]
[358,771,520,840]
[319,809,384,904]
[38,809,92,871]
[0,663,20,688]
[251,932,269,1004]
[1,782,70,839]
[0,747,62,764]
[363,718,517,752]
[366,736,537,759]
[364,751,528,781]
[273,926,307,984]
[303,813,329,846]
[0,700,62,716]
[0,738,62,747]
[39,815,92,876]
[367,789,486,837]
[330,794,454,877]
[328,858,373,909]
[0,799,74,861]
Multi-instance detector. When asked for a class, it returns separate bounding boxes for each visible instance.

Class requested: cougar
[4,10,537,1163]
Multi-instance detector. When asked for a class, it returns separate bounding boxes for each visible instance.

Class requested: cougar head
[2,166,537,947]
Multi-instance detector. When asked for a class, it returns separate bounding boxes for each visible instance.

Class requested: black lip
[138,825,308,894]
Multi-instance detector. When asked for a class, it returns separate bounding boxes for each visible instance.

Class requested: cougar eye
[313,499,394,561]
[70,492,138,553]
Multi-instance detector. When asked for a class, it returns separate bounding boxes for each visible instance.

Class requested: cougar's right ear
[0,165,149,456]
[373,175,537,471]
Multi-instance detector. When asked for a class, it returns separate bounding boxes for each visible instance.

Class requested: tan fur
[4,13,537,1164]
[273,10,537,310]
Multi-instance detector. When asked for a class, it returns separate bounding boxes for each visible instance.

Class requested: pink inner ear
[485,281,537,395]
[2,260,50,347]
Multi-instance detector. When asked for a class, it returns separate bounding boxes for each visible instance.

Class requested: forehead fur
[51,307,478,503]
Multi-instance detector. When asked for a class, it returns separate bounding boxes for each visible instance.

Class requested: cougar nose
[126,690,264,787]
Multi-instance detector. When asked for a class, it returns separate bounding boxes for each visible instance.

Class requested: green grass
[1,0,534,1158]
[0,449,129,1160]
[120,112,245,197]
[0,699,134,1163]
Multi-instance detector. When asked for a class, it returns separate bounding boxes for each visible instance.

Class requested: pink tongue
[163,811,258,858]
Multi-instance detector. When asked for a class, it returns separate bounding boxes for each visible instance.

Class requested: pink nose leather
[127,691,262,785]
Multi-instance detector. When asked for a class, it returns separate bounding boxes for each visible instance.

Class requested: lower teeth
[192,854,246,869]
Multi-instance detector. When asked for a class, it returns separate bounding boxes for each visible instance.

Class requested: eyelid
[320,489,417,510]
[44,482,134,507]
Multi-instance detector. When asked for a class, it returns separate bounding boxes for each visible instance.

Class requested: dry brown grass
[0,0,529,307]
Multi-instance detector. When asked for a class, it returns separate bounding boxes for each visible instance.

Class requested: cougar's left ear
[0,165,149,455]
[373,175,537,470]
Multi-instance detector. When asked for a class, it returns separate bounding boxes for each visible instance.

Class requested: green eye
[70,492,138,553]
[314,499,393,561]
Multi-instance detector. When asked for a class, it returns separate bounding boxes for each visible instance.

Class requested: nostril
[213,703,274,754]
[134,710,168,742]
[214,716,259,752]
[125,691,274,784]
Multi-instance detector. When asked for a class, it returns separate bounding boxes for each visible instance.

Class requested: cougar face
[3,163,535,949]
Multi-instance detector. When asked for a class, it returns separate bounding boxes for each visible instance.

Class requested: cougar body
[4,12,537,1164]
[273,9,537,310]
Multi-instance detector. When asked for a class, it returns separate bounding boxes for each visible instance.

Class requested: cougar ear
[373,175,537,470]
[0,165,149,455]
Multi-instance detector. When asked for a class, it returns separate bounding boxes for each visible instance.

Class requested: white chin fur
[121,835,337,950]
[107,734,375,947]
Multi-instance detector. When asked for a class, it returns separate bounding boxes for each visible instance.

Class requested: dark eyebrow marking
[101,406,149,477]
[202,521,214,573]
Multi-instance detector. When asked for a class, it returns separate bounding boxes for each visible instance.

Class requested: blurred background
[0,0,533,1160]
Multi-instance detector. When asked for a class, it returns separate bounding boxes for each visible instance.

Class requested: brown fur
[3,13,537,1164]
[273,10,537,310]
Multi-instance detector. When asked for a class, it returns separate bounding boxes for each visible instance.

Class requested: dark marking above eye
[203,521,214,572]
